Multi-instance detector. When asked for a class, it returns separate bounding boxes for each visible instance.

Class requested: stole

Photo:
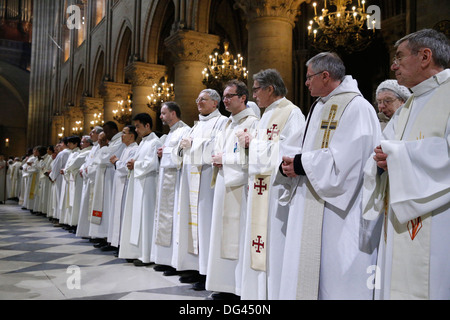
[155,168,178,247]
[250,99,295,271]
[91,166,107,225]
[389,79,450,299]
[296,92,358,299]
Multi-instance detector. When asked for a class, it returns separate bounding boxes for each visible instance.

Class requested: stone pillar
[51,114,65,145]
[99,81,132,125]
[165,30,220,126]
[235,0,303,100]
[125,62,167,126]
[80,97,104,134]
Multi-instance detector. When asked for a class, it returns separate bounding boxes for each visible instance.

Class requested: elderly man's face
[376,90,404,118]
[391,41,423,88]
[196,92,217,116]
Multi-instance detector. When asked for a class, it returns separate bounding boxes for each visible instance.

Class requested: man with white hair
[364,28,450,300]
[375,79,411,130]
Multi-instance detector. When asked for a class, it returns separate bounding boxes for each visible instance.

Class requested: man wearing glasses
[364,29,450,300]
[237,69,305,300]
[280,52,381,300]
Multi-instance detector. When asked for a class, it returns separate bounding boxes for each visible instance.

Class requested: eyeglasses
[305,71,324,81]
[222,93,240,101]
[392,53,415,66]
[252,86,262,93]
[196,97,210,104]
[376,98,399,106]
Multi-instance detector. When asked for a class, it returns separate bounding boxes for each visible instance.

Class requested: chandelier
[202,41,249,90]
[113,95,133,125]
[307,0,375,53]
[72,120,83,135]
[90,112,104,127]
[147,76,175,111]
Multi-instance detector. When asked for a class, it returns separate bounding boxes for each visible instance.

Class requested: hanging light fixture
[202,41,249,90]
[307,0,375,53]
[90,112,104,127]
[113,94,133,125]
[147,76,175,111]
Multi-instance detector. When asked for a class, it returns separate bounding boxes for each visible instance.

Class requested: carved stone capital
[164,30,220,64]
[99,81,132,102]
[80,97,104,114]
[234,0,304,26]
[125,62,167,87]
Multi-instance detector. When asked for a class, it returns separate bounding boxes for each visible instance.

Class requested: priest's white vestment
[63,146,92,226]
[89,133,125,239]
[49,149,70,219]
[34,154,53,215]
[0,159,5,202]
[241,98,305,300]
[76,142,100,237]
[151,121,191,266]
[363,69,450,300]
[206,108,259,295]
[119,132,161,263]
[9,160,22,199]
[279,76,381,300]
[172,109,227,274]
[59,147,80,224]
[22,155,37,210]
[108,141,138,248]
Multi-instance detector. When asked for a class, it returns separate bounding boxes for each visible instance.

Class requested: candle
[5,138,9,148]
[313,2,317,16]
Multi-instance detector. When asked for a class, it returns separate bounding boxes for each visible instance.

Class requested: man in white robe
[107,125,138,251]
[172,89,227,284]
[59,136,81,225]
[0,155,6,204]
[236,69,305,300]
[206,80,259,299]
[62,136,92,229]
[34,147,53,215]
[119,113,161,266]
[280,52,381,300]
[151,102,190,274]
[363,29,450,300]
[22,148,38,210]
[89,122,125,247]
[76,126,103,238]
[30,146,49,214]
[49,139,71,223]
[9,157,22,200]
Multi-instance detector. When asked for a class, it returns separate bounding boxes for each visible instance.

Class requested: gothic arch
[112,21,132,83]
[73,65,85,107]
[91,47,105,98]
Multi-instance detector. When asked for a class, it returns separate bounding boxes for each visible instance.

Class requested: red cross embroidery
[267,124,280,141]
[252,236,265,253]
[254,178,267,195]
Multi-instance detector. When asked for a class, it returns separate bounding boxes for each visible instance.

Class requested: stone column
[235,0,303,100]
[165,30,220,126]
[80,97,104,134]
[125,62,167,126]
[51,114,65,145]
[99,81,132,125]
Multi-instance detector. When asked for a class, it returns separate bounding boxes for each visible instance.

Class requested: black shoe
[163,268,181,276]
[133,259,153,267]
[154,264,174,272]
[192,281,206,291]
[179,272,204,283]
[93,241,108,248]
[211,292,240,300]
[101,245,117,252]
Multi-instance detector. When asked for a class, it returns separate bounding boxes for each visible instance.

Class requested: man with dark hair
[364,29,450,300]
[49,138,71,223]
[152,102,190,275]
[280,52,381,300]
[107,125,138,253]
[119,113,162,266]
[89,120,125,248]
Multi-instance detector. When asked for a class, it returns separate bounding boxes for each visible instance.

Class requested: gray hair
[201,89,221,104]
[395,29,450,69]
[306,52,346,81]
[82,135,93,146]
[93,126,103,134]
[253,69,288,97]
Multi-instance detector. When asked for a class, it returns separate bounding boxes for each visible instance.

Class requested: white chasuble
[173,109,227,274]
[119,133,161,263]
[281,76,381,300]
[241,98,305,300]
[363,69,450,300]
[206,107,258,295]
[152,121,190,266]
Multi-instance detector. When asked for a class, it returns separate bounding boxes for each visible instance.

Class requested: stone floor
[0,201,212,300]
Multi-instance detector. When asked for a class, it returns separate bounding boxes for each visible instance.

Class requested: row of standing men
[5,30,450,300]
